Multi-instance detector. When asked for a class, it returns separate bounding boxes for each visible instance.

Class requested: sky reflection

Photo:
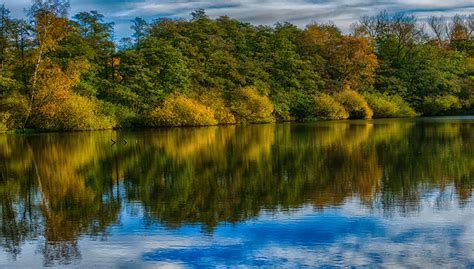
[3,194,471,268]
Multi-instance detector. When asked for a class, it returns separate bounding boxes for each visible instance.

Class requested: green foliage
[310,93,349,120]
[364,93,417,118]
[423,95,462,116]
[99,101,137,128]
[149,94,218,127]
[336,88,373,119]
[231,87,275,123]
[0,2,472,131]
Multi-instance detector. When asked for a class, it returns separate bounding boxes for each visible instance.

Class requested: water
[0,117,473,268]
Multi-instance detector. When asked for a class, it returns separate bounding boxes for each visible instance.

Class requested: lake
[0,117,473,268]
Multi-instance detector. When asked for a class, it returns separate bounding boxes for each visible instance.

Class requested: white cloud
[3,0,474,38]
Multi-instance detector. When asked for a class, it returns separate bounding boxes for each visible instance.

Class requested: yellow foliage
[423,95,462,115]
[34,94,116,130]
[149,94,218,127]
[33,10,70,54]
[195,91,236,124]
[364,93,417,118]
[336,88,373,119]
[29,60,114,130]
[0,112,9,133]
[231,86,275,123]
[311,93,349,120]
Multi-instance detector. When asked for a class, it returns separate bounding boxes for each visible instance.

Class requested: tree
[24,0,70,127]
[72,11,115,81]
[0,4,10,74]
[131,17,148,48]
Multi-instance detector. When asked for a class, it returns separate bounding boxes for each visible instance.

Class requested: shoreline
[3,114,473,135]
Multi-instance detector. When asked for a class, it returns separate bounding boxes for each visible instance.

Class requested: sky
[3,0,474,38]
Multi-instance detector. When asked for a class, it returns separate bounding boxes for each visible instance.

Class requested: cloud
[3,0,474,37]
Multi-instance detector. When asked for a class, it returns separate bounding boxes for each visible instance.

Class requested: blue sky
[4,0,474,37]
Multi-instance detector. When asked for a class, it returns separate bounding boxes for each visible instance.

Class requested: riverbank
[3,113,474,135]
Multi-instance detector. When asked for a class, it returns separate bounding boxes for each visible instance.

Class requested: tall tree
[0,4,10,74]
[24,0,70,127]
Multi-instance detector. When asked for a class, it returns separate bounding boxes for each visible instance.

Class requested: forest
[0,0,473,131]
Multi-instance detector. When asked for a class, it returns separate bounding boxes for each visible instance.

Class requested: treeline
[0,0,473,131]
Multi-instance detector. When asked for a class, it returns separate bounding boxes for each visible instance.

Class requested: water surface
[0,117,473,267]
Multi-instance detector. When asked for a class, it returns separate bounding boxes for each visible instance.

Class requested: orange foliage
[303,24,378,91]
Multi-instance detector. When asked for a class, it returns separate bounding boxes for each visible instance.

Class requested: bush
[422,95,462,116]
[197,91,236,125]
[0,112,10,133]
[364,93,417,118]
[231,86,275,123]
[33,95,116,130]
[0,76,21,94]
[61,96,116,130]
[99,101,138,128]
[149,94,218,127]
[310,93,349,120]
[0,92,30,129]
[336,89,373,119]
[271,91,294,121]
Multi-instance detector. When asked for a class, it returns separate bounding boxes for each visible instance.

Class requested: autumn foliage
[231,87,275,123]
[336,88,373,119]
[364,93,417,118]
[0,2,472,131]
[149,95,218,127]
[311,94,349,120]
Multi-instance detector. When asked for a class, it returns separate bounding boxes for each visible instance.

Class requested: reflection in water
[0,117,473,267]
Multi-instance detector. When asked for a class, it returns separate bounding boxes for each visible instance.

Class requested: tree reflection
[0,133,121,265]
[0,119,472,260]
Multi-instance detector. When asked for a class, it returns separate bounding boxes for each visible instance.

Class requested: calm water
[0,117,473,268]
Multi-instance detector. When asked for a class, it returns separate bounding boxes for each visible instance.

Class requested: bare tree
[428,16,448,44]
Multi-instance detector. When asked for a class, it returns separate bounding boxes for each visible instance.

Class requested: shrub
[99,101,138,128]
[149,94,218,127]
[197,91,236,125]
[33,95,116,130]
[0,112,10,133]
[0,76,21,93]
[310,93,349,120]
[213,108,237,125]
[231,86,275,123]
[423,95,462,116]
[336,89,373,119]
[0,92,30,129]
[61,96,116,130]
[364,93,417,118]
[270,91,293,121]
